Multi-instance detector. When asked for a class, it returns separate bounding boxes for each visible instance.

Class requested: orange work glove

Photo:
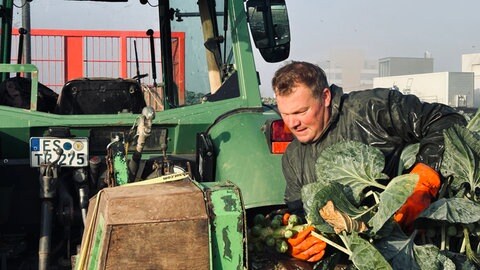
[394,163,441,230]
[287,226,327,262]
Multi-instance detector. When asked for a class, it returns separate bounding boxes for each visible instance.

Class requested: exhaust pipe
[128,106,155,181]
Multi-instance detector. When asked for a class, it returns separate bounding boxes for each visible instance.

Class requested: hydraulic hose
[38,149,61,270]
[38,164,58,270]
[38,200,53,270]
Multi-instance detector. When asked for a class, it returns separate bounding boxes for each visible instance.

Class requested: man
[272,61,467,262]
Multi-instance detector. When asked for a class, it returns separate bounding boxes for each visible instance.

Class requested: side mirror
[247,0,290,63]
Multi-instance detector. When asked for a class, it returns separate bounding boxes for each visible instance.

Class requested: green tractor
[0,0,292,268]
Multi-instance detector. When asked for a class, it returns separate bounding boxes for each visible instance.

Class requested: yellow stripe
[126,172,190,186]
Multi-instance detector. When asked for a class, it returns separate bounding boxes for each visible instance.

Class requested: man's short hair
[272,61,329,99]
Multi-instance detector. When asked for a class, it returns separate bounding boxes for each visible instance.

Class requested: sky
[255,0,480,96]
[14,0,480,97]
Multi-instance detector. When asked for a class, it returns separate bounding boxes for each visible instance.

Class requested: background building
[462,53,480,107]
[378,55,434,77]
[373,72,475,107]
[319,49,378,93]
[374,55,477,108]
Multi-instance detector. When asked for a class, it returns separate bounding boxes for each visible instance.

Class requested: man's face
[276,83,331,144]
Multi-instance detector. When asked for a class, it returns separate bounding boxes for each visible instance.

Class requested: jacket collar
[309,84,343,146]
[329,84,343,125]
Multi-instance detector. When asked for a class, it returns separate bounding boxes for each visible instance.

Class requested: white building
[373,72,475,108]
[462,53,480,107]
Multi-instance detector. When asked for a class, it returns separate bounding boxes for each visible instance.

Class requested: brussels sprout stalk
[311,231,351,256]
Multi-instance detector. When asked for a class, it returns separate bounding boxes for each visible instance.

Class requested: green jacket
[282,85,467,212]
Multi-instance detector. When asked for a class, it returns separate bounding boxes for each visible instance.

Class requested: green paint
[88,214,105,270]
[0,2,13,71]
[201,182,245,270]
[113,152,129,186]
[210,111,286,209]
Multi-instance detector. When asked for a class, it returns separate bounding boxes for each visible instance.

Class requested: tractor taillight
[269,119,293,154]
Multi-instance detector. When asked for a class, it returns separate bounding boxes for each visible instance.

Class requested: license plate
[30,137,89,167]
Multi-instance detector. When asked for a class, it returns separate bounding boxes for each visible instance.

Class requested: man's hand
[287,226,326,262]
[394,163,441,230]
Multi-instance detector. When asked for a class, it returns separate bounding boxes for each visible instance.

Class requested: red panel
[64,36,84,81]
[12,29,186,100]
[176,32,185,105]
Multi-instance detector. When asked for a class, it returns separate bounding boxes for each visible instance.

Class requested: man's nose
[284,115,300,129]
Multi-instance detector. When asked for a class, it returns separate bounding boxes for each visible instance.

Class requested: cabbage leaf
[368,174,418,233]
[399,143,419,172]
[466,108,480,134]
[416,197,480,225]
[414,245,456,270]
[440,125,480,196]
[315,140,389,205]
[301,181,367,233]
[347,232,392,270]
[374,227,420,269]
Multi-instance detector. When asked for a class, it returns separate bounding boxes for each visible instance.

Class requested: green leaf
[301,182,334,233]
[399,143,419,173]
[301,181,325,221]
[301,182,367,233]
[368,174,419,233]
[315,141,389,205]
[414,245,456,270]
[466,107,480,134]
[347,232,392,270]
[440,125,480,193]
[374,228,419,269]
[417,197,480,225]
[441,250,477,270]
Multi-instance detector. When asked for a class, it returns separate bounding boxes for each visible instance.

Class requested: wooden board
[81,179,210,269]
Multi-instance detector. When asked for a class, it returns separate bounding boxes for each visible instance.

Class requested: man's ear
[323,88,332,107]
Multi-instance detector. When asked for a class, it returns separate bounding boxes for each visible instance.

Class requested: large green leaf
[301,182,367,233]
[301,181,323,217]
[416,197,480,225]
[369,174,418,233]
[414,245,456,270]
[315,141,389,205]
[440,125,480,193]
[466,107,480,134]
[374,228,419,270]
[347,232,392,270]
[301,182,334,232]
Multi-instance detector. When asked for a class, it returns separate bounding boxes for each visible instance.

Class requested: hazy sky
[15,0,480,97]
[255,0,480,96]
